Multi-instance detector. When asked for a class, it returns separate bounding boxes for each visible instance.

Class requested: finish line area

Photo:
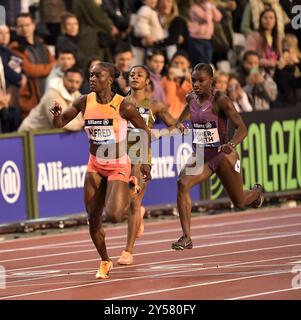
[0,206,301,300]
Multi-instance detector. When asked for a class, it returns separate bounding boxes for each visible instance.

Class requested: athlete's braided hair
[96,62,120,79]
[193,63,215,77]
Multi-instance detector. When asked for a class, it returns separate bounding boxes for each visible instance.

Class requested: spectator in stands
[55,12,84,68]
[227,74,253,112]
[146,49,167,104]
[161,50,192,118]
[214,70,229,93]
[212,0,236,63]
[18,67,84,132]
[132,0,165,64]
[156,0,189,61]
[72,0,119,64]
[39,0,67,45]
[274,34,301,106]
[10,13,55,119]
[245,8,283,75]
[46,49,76,88]
[232,0,248,32]
[0,57,13,133]
[112,42,133,96]
[237,50,277,110]
[0,24,26,89]
[102,0,132,52]
[0,24,26,132]
[176,0,190,22]
[187,0,222,66]
[240,0,289,38]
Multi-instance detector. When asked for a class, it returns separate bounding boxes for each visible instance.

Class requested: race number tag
[128,107,150,130]
[85,119,116,145]
[234,160,241,173]
[193,121,220,147]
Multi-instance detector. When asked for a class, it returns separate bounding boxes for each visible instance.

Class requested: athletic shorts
[204,148,226,172]
[86,153,131,183]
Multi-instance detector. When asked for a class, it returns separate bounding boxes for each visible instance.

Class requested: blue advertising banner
[33,131,88,218]
[0,135,28,224]
[33,125,200,218]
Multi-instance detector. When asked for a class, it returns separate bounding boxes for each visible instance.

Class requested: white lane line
[2,221,301,264]
[227,287,301,300]
[105,271,292,300]
[0,251,297,300]
[4,235,301,276]
[1,206,300,248]
[1,211,301,254]
[4,242,301,288]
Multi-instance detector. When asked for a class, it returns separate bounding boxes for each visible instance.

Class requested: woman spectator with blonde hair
[214,70,229,93]
[227,74,253,112]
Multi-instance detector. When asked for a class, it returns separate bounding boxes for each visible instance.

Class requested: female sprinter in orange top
[50,62,151,279]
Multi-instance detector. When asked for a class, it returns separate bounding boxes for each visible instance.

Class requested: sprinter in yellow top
[118,65,177,265]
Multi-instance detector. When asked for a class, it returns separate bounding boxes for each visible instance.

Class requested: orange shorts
[86,154,131,183]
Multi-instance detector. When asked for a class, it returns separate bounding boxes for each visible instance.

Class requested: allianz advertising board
[0,137,27,224]
[34,124,200,218]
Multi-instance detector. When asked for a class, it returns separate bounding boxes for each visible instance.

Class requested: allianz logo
[151,143,193,179]
[0,161,21,204]
[37,162,86,192]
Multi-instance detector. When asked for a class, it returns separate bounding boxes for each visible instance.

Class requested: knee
[177,178,189,193]
[88,213,102,232]
[106,208,126,224]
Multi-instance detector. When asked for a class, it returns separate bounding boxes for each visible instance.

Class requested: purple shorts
[204,148,226,172]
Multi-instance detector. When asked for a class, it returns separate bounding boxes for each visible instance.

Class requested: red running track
[0,206,301,300]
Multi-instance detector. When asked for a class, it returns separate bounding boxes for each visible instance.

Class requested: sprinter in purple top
[172,63,264,250]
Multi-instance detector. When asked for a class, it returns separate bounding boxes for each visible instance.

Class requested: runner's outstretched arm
[50,95,86,128]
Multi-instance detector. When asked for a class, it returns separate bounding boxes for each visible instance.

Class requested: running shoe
[117,250,133,265]
[251,184,264,208]
[95,260,113,279]
[171,236,193,250]
[136,206,146,238]
[129,176,141,196]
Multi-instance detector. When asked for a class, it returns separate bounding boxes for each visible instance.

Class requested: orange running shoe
[117,250,133,265]
[129,176,141,196]
[95,260,113,279]
[136,206,146,238]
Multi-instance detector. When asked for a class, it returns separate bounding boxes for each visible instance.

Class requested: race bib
[85,119,116,145]
[128,107,150,130]
[193,121,220,147]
